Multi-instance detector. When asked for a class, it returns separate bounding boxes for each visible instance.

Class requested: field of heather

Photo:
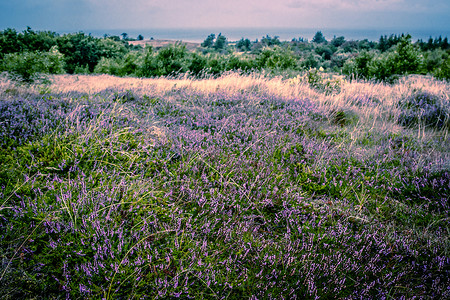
[0,72,449,299]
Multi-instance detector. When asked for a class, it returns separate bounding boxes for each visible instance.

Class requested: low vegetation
[0,72,448,298]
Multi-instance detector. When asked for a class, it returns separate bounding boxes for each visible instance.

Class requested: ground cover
[0,72,449,299]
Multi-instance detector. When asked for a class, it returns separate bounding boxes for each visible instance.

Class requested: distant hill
[128,39,201,51]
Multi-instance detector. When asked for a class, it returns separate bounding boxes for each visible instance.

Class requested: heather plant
[398,90,450,130]
[0,72,448,299]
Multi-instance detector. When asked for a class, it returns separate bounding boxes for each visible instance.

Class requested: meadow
[0,72,449,299]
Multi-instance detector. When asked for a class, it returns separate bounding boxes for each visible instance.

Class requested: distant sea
[77,27,450,42]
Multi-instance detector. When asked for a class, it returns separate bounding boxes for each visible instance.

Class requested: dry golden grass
[1,72,448,146]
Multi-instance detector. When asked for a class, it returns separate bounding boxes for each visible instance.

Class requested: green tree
[57,33,101,73]
[213,33,227,51]
[236,38,252,52]
[0,28,24,57]
[201,34,215,48]
[312,31,327,44]
[331,36,346,48]
[261,35,281,46]
[394,35,422,75]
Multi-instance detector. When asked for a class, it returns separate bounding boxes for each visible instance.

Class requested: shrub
[137,45,188,77]
[213,33,227,51]
[93,57,121,75]
[256,47,297,70]
[434,56,450,80]
[306,68,341,95]
[301,53,320,69]
[206,55,227,75]
[342,51,374,79]
[1,46,65,82]
[187,52,208,76]
[368,51,398,82]
[154,44,188,76]
[225,55,255,72]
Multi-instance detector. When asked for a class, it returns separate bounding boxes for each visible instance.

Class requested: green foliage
[0,27,59,58]
[206,55,227,75]
[422,49,447,74]
[213,33,227,51]
[225,55,255,72]
[343,51,374,79]
[155,44,188,75]
[1,27,449,83]
[312,31,327,44]
[315,45,334,60]
[393,35,422,75]
[301,53,320,69]
[331,36,346,47]
[56,33,128,73]
[260,35,281,46]
[138,44,188,77]
[1,46,65,82]
[256,47,297,70]
[434,55,450,80]
[188,52,208,76]
[343,36,423,82]
[201,34,215,48]
[306,69,341,95]
[236,38,252,52]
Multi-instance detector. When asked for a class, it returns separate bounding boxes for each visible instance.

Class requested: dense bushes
[1,46,65,82]
[1,28,450,82]
[343,36,432,82]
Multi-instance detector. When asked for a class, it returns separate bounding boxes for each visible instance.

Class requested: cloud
[286,0,406,11]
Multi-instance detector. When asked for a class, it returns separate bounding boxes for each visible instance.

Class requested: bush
[187,52,208,76]
[1,46,65,82]
[342,51,374,79]
[256,47,297,70]
[137,45,188,77]
[368,51,398,82]
[154,44,188,76]
[93,57,121,76]
[434,56,450,80]
[306,69,341,95]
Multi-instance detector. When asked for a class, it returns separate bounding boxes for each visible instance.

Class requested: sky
[1,0,449,34]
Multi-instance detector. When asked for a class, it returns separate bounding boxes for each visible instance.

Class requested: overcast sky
[1,0,449,32]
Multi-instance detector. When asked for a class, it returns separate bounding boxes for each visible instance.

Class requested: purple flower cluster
[398,91,450,130]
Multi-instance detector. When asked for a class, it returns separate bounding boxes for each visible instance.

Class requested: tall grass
[0,72,449,299]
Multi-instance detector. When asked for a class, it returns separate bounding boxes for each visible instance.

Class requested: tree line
[1,27,449,82]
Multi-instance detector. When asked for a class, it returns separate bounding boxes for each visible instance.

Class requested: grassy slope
[0,73,449,299]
